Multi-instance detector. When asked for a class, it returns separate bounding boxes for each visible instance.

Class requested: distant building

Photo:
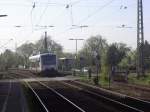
[58,58,75,71]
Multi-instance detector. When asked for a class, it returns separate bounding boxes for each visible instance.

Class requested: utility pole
[137,0,144,77]
[69,38,84,68]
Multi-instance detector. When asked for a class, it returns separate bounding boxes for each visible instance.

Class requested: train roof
[59,57,74,60]
[29,53,56,62]
[29,54,40,62]
[40,53,56,56]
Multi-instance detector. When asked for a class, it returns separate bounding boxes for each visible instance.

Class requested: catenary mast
[137,0,144,76]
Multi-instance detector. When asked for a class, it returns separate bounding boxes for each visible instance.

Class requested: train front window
[41,55,56,65]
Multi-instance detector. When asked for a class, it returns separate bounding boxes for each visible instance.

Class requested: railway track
[0,69,38,80]
[8,69,37,78]
[113,82,150,93]
[62,80,150,112]
[26,81,86,112]
[26,80,148,112]
[111,82,150,101]
[3,70,150,112]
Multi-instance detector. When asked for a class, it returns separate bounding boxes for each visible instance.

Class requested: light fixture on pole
[0,15,7,17]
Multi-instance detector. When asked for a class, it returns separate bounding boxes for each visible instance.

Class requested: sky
[0,0,149,53]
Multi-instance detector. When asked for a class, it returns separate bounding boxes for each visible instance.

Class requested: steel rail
[38,81,86,112]
[61,81,144,112]
[71,80,150,111]
[26,81,86,112]
[25,82,49,112]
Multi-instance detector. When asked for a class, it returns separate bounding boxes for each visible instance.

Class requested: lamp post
[69,38,84,68]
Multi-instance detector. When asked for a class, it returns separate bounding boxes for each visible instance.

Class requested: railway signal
[93,51,101,85]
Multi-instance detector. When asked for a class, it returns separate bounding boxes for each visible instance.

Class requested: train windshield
[41,54,56,65]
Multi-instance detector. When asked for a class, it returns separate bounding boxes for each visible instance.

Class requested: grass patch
[99,77,110,87]
[128,73,150,86]
[75,72,150,88]
[75,73,110,88]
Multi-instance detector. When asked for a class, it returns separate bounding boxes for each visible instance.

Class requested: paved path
[0,81,29,112]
